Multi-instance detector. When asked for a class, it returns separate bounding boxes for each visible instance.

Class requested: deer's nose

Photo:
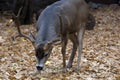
[36,66,43,70]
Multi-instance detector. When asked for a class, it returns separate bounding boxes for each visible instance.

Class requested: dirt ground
[0,5,120,80]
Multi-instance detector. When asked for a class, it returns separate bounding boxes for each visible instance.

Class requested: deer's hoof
[74,67,80,73]
[67,64,72,69]
[62,68,68,73]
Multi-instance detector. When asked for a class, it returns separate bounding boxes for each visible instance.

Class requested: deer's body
[36,0,88,41]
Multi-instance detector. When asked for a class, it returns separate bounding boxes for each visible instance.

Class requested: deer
[13,0,95,72]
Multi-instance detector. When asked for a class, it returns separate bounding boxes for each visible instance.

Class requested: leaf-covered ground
[0,5,120,80]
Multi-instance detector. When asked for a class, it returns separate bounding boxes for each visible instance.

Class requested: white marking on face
[36,57,46,67]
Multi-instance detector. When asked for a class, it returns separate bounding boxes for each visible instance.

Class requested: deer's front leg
[61,35,68,72]
[67,34,78,68]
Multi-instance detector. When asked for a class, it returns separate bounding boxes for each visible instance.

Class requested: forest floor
[0,5,120,80]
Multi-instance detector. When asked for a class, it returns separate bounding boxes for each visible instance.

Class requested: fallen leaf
[45,61,51,65]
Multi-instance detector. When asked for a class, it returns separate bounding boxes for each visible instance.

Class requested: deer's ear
[43,37,61,50]
[43,42,51,51]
